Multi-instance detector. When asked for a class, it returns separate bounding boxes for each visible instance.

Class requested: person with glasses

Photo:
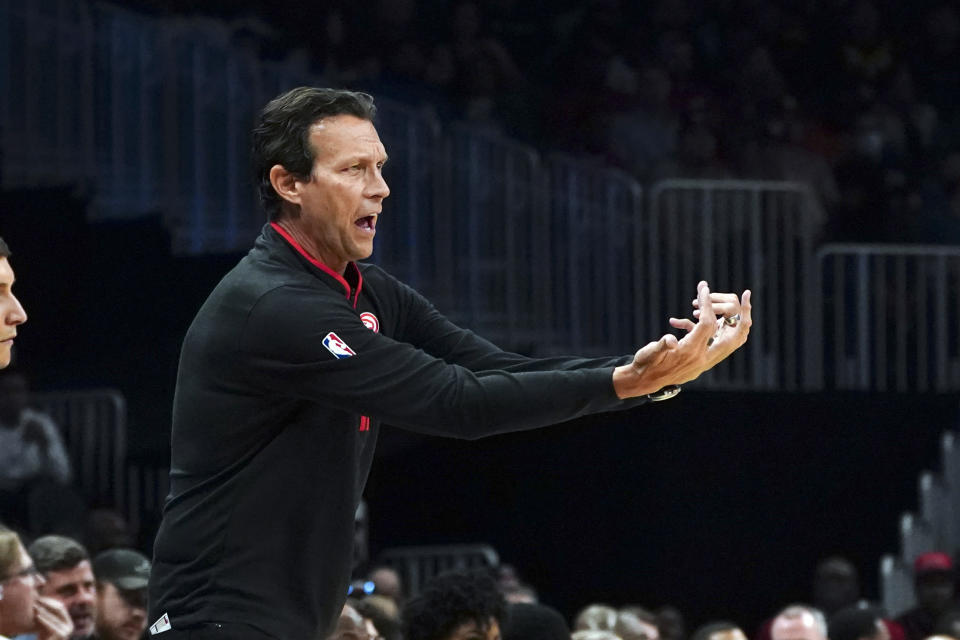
[0,525,72,640]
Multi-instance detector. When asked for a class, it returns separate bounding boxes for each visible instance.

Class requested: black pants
[153,622,277,639]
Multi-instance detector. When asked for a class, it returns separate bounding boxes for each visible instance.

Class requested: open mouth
[354,214,377,231]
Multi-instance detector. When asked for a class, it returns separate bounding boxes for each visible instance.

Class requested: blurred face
[95,582,147,640]
[329,604,383,640]
[40,560,97,637]
[771,613,826,640]
[278,115,389,275]
[445,618,501,640]
[0,257,28,368]
[618,613,660,640]
[917,573,955,614]
[0,543,44,636]
[710,629,748,640]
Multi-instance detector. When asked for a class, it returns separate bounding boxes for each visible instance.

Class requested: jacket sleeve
[237,284,643,440]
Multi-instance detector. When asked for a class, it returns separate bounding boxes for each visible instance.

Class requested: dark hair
[502,603,570,640]
[401,569,506,640]
[0,236,10,258]
[690,621,741,640]
[27,535,90,574]
[828,606,881,640]
[251,87,377,221]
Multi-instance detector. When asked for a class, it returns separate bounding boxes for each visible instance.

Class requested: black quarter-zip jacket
[148,223,649,639]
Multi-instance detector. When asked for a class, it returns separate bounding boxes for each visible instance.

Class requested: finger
[669,317,695,332]
[693,281,715,338]
[740,289,752,324]
[696,302,740,318]
[693,292,740,307]
[36,597,72,627]
[35,603,67,625]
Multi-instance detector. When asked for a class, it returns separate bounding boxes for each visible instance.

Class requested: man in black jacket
[147,87,753,639]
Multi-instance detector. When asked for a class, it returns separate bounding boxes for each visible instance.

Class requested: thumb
[634,334,676,367]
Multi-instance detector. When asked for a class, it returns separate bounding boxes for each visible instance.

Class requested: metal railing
[377,543,500,598]
[813,245,960,392]
[31,388,127,509]
[441,125,551,349]
[645,179,823,389]
[546,155,643,355]
[8,0,960,393]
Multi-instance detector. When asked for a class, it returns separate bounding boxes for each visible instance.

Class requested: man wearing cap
[91,550,149,640]
[896,552,957,640]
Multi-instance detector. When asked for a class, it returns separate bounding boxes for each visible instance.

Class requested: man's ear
[269,164,303,206]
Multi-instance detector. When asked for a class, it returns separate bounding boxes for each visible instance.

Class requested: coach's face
[0,257,27,368]
[274,115,390,274]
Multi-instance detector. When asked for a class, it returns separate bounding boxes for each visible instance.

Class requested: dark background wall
[368,390,956,629]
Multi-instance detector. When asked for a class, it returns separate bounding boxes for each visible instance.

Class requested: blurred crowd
[7,483,960,640]
[142,0,960,245]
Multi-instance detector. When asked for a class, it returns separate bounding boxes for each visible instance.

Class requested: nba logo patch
[322,332,356,359]
[360,312,380,333]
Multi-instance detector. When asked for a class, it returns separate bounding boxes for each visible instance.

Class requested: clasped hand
[613,280,753,399]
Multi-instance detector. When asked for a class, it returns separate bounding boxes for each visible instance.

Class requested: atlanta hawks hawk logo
[360,312,380,333]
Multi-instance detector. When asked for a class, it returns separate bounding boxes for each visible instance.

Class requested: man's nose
[365,171,390,200]
[7,293,26,325]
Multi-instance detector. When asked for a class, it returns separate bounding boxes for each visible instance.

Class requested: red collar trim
[270,222,362,304]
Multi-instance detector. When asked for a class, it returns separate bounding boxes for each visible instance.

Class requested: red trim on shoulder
[270,222,351,299]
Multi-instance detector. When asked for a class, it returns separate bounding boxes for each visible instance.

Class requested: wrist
[613,364,676,399]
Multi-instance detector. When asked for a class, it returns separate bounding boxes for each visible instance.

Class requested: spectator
[616,607,660,640]
[328,603,381,640]
[91,550,149,640]
[932,607,960,639]
[501,602,569,640]
[353,596,399,640]
[0,370,73,533]
[27,536,96,639]
[573,633,622,640]
[896,552,957,640]
[657,607,686,640]
[910,5,960,117]
[401,569,505,640]
[690,621,747,640]
[80,512,133,560]
[0,237,27,370]
[575,604,619,632]
[426,1,525,132]
[812,557,862,617]
[0,525,73,640]
[829,606,889,640]
[771,605,828,640]
[495,564,537,605]
[367,566,404,606]
[603,63,680,180]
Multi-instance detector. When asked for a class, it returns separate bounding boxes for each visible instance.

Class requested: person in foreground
[0,526,73,640]
[0,237,27,370]
[401,570,504,640]
[147,87,753,639]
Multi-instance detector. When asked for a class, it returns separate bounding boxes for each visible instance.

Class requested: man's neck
[274,219,347,275]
